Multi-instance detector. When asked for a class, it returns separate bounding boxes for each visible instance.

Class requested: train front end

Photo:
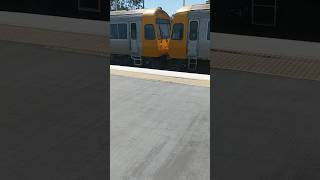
[141,8,170,69]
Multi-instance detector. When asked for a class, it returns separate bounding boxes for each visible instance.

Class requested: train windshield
[171,23,183,40]
[156,19,170,39]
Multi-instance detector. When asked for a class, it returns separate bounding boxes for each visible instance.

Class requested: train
[110,4,210,74]
[110,7,170,69]
[168,3,210,72]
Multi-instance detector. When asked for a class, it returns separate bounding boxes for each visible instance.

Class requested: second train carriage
[110,8,170,68]
[168,4,210,73]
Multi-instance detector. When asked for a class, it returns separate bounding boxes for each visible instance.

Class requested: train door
[187,19,200,70]
[130,21,141,65]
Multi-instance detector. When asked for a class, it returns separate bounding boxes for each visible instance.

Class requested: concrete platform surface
[1,40,209,179]
[111,75,210,180]
[0,40,108,179]
[212,68,320,180]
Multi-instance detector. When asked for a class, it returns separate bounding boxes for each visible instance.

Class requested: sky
[145,0,207,16]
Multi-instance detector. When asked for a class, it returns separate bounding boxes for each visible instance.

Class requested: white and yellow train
[110,7,170,68]
[110,4,210,74]
[168,3,210,72]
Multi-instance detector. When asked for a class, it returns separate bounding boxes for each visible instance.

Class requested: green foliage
[111,0,144,11]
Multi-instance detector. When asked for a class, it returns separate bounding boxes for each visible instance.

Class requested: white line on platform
[110,65,210,81]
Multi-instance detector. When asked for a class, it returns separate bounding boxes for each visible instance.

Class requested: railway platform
[0,39,210,179]
[110,65,210,179]
[0,40,108,179]
[210,47,320,179]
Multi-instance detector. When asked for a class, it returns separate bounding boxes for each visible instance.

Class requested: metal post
[143,0,145,9]
[183,0,185,6]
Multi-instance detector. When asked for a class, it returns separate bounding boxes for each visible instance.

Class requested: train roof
[110,7,168,17]
[176,3,210,13]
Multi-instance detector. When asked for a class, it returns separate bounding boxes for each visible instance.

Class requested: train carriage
[110,8,170,68]
[168,4,210,73]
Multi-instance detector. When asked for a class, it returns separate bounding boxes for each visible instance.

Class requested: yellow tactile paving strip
[0,24,108,57]
[211,49,320,81]
[111,69,210,87]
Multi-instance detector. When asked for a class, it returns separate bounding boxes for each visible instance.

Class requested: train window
[131,23,137,40]
[157,19,170,39]
[159,23,170,39]
[78,0,101,12]
[171,23,184,40]
[111,24,118,39]
[189,21,198,41]
[156,26,161,40]
[252,0,277,26]
[207,21,210,40]
[118,24,127,39]
[144,24,155,40]
[156,19,170,24]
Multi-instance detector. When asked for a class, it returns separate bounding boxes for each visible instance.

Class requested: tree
[111,0,144,11]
